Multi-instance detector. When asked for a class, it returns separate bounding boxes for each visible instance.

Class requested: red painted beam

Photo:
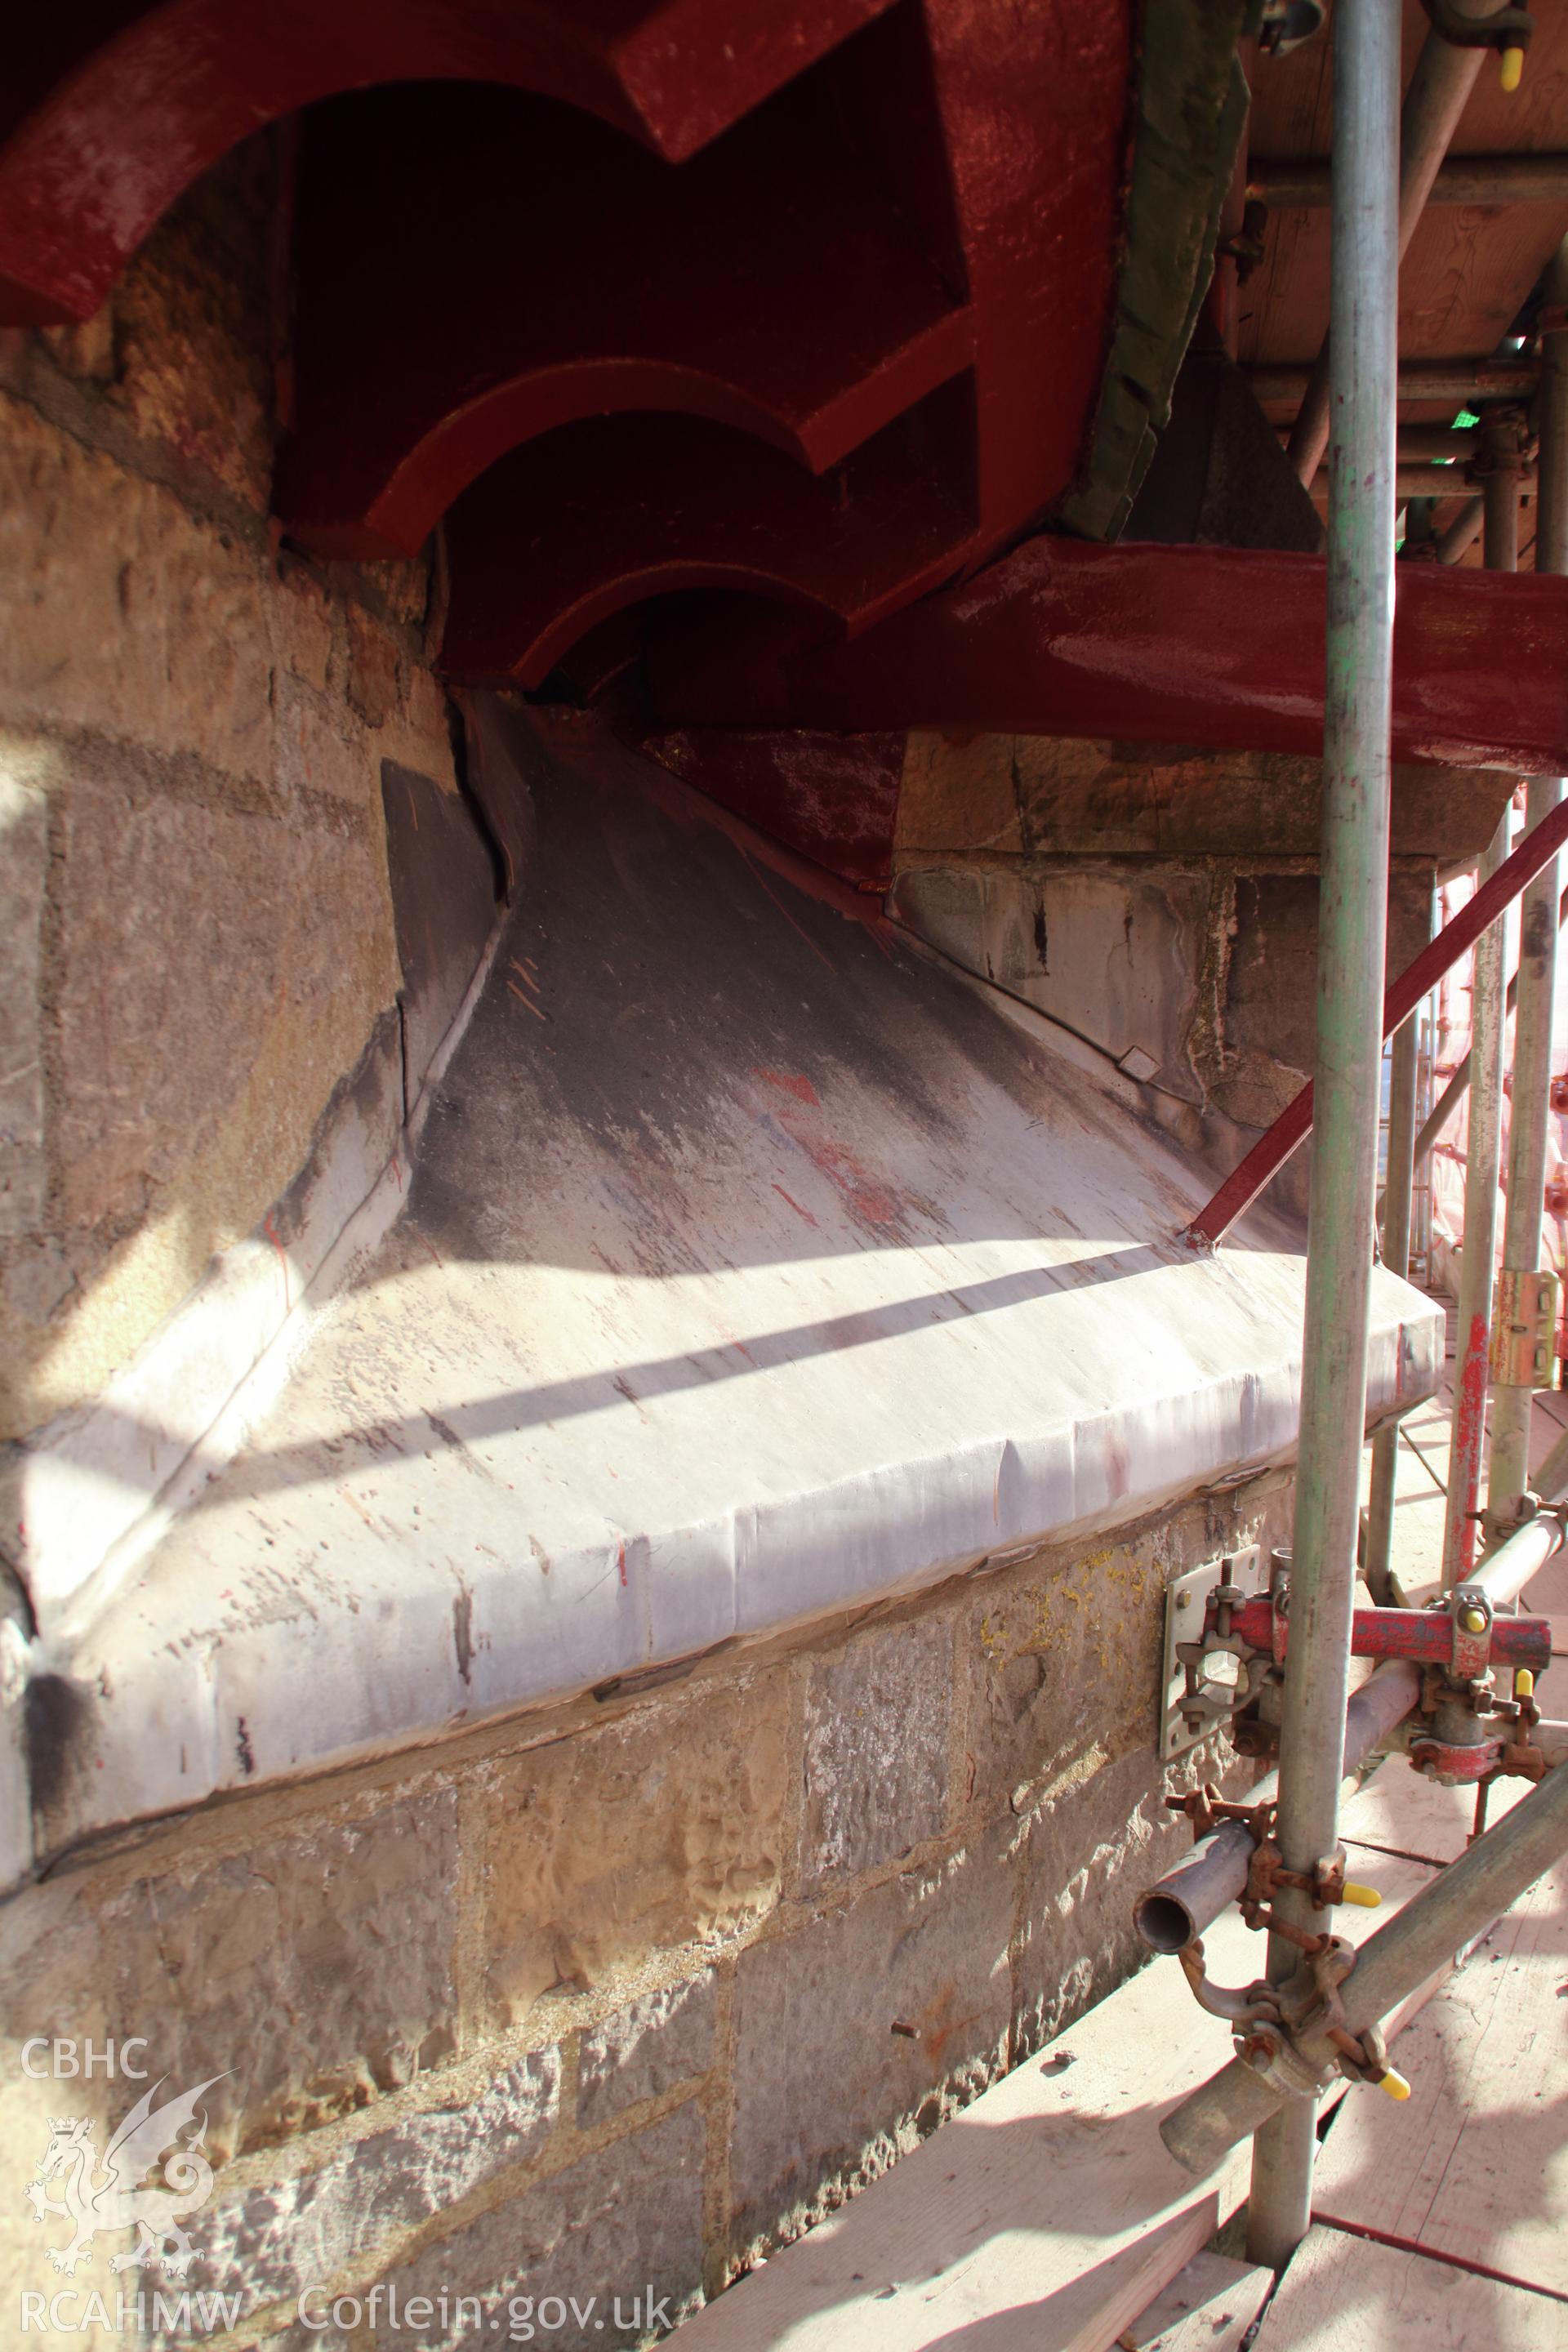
[1186,789,1568,1245]
[0,0,897,323]
[1223,1595,1552,1673]
[647,535,1568,777]
[892,0,1131,552]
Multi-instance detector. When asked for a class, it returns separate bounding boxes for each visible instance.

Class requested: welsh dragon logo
[26,2074,226,2277]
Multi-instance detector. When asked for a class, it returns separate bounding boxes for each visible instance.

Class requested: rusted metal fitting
[1229,1712,1279,1761]
[1230,1936,1359,2101]
[1236,2019,1330,2100]
[1490,1267,1559,1388]
[1466,408,1535,487]
[1177,1915,1379,2105]
[1177,1938,1279,2028]
[1241,1838,1346,1920]
[1486,1669,1549,1781]
[1410,1731,1508,1783]
[1419,0,1534,60]
[1197,1583,1286,1670]
[1309,1849,1347,1908]
[1165,1783,1274,1848]
[1327,2016,1396,2090]
[1448,1581,1494,1680]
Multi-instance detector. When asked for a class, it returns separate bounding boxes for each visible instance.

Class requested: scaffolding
[1151,0,1568,2276]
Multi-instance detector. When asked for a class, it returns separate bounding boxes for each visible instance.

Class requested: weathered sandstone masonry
[1,1481,1289,2349]
[0,136,460,1452]
[0,140,501,1682]
[0,113,1432,2352]
[891,728,1512,1213]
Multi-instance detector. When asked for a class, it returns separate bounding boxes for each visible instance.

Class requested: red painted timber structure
[644,533,1568,775]
[0,2,901,321]
[0,2,1131,710]
[5,3,1558,819]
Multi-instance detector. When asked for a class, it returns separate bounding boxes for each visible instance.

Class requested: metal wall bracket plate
[1160,1545,1265,1760]
[1490,1267,1559,1388]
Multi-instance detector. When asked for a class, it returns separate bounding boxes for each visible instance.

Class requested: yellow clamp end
[1459,1605,1488,1635]
[1342,1882,1382,1910]
[1501,45,1525,93]
[1517,1668,1536,1701]
[1377,2067,1413,2101]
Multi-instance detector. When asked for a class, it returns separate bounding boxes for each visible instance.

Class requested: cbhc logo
[20,2040,149,2078]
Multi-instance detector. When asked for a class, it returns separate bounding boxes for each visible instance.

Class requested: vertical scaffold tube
[1490,245,1568,1523]
[1365,1002,1422,1603]
[1245,0,1400,2273]
[1442,817,1508,1577]
[1443,413,1525,1580]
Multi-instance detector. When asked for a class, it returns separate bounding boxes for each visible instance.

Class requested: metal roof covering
[36,724,1441,1851]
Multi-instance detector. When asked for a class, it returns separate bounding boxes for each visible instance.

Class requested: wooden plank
[1116,2248,1272,2351]
[1340,1757,1526,1867]
[1313,1861,1568,2296]
[1254,2225,1568,2350]
[673,1992,1231,2352]
[669,1846,1441,2352]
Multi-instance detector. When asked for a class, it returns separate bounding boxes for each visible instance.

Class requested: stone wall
[892,728,1514,1211]
[0,118,1314,2352]
[0,132,462,1450]
[0,1477,1290,2349]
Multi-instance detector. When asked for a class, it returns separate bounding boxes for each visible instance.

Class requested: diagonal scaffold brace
[1160,1758,1568,2180]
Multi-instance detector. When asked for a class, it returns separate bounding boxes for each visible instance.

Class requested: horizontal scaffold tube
[1250,154,1568,208]
[1136,1659,1422,1954]
[1138,1499,1566,1959]
[1160,1758,1568,2177]
[1245,358,1537,406]
[1478,1501,1568,1604]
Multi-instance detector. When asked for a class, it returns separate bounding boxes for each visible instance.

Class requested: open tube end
[1135,1890,1197,1955]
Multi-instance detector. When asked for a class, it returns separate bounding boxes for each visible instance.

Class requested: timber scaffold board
[667,1753,1566,2351]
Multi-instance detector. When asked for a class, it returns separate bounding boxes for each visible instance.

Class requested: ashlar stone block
[100,1789,461,2160]
[800,1615,952,1892]
[728,1837,1013,2252]
[481,1679,789,2029]
[576,1972,715,2130]
[184,2050,559,2306]
[364,2102,706,2350]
